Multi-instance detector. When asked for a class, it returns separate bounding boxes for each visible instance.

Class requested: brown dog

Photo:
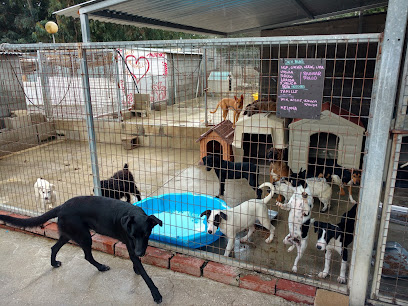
[267,148,290,202]
[210,94,244,127]
[243,99,277,117]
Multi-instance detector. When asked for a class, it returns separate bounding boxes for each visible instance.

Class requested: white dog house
[288,102,365,172]
[232,113,289,170]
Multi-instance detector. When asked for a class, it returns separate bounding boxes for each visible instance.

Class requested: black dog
[0,196,163,303]
[99,163,141,202]
[199,155,262,199]
[314,203,357,283]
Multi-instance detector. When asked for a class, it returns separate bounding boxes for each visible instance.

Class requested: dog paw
[287,245,295,252]
[52,261,62,268]
[318,272,328,279]
[153,292,163,304]
[292,266,297,273]
[337,276,346,284]
[265,235,274,244]
[133,268,140,275]
[98,264,111,272]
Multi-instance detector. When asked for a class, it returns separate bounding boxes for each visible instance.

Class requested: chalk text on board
[277,58,326,119]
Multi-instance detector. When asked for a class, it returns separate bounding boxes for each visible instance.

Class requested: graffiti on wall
[118,49,168,107]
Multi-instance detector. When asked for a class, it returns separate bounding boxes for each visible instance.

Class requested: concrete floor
[0,228,297,306]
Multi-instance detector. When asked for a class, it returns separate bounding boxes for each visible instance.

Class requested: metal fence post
[113,51,123,122]
[78,44,101,196]
[203,48,208,126]
[78,12,101,196]
[349,0,408,304]
[37,50,52,118]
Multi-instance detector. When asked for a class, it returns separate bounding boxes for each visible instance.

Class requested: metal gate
[370,36,408,304]
[0,32,402,302]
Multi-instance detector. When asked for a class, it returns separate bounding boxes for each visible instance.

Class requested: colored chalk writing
[277,58,326,119]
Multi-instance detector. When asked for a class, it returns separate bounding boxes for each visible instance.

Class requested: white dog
[305,177,332,212]
[34,178,57,212]
[276,185,314,273]
[274,177,331,212]
[201,182,275,257]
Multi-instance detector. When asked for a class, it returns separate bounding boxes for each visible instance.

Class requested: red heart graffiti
[125,55,150,83]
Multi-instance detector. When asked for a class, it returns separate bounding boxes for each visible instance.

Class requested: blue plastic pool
[135,193,227,248]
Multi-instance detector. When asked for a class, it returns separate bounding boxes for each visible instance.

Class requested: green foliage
[1,0,50,43]
[1,0,204,44]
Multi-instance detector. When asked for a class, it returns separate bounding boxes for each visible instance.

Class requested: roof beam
[91,10,227,36]
[290,0,315,19]
[79,0,129,14]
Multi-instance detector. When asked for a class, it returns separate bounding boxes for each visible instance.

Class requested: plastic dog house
[288,102,365,173]
[232,113,289,164]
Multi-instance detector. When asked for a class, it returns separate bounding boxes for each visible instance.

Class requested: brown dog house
[288,102,365,173]
[232,113,289,172]
[196,120,235,161]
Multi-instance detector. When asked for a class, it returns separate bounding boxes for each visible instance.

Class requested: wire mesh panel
[0,34,381,294]
[371,37,408,303]
[371,133,408,304]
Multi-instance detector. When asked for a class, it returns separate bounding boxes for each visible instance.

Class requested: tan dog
[243,99,277,117]
[210,94,244,127]
[267,148,290,203]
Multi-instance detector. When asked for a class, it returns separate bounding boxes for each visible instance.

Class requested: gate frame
[2,29,406,303]
[349,1,408,305]
[369,1,408,302]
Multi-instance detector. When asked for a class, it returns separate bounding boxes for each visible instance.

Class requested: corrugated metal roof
[54,0,387,36]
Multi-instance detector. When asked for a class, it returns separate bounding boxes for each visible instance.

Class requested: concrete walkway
[0,228,297,306]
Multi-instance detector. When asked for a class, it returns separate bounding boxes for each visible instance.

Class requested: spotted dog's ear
[220,211,228,221]
[200,210,212,218]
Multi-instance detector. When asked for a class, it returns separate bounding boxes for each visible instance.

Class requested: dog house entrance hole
[242,133,273,166]
[207,140,223,158]
[308,132,339,163]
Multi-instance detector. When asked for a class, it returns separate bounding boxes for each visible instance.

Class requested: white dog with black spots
[276,185,314,273]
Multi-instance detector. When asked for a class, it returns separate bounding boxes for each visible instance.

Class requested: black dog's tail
[0,206,61,228]
[123,163,129,170]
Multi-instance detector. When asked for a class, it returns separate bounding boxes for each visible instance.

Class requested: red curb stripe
[276,278,316,297]
[203,261,240,286]
[239,274,277,295]
[170,254,205,277]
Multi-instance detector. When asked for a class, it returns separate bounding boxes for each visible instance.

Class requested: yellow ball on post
[45,21,58,34]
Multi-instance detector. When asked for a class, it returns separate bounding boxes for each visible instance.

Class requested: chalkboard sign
[277,58,326,119]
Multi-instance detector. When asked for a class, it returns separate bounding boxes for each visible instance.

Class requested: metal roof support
[349,0,408,305]
[80,13,91,43]
[290,0,314,19]
[91,10,226,36]
[78,0,128,14]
